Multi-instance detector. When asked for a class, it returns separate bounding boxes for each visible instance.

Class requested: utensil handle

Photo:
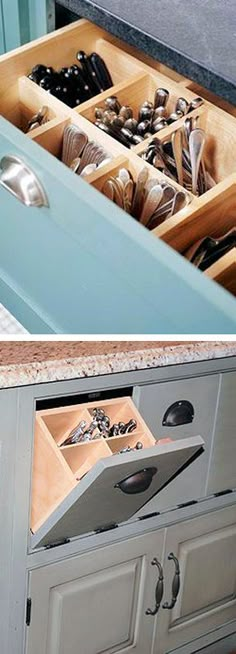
[162,553,180,609]
[145,558,164,616]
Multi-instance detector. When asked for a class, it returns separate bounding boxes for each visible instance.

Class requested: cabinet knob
[0,155,49,207]
[115,467,157,494]
[145,558,164,616]
[162,553,180,609]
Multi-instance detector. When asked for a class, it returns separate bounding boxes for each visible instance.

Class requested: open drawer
[31,396,204,549]
[0,19,236,332]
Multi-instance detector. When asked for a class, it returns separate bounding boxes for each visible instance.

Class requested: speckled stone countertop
[56,0,236,104]
[0,341,235,389]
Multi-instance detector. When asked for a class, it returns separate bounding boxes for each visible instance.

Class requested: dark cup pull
[162,553,180,610]
[162,400,194,427]
[115,467,157,494]
[145,558,164,616]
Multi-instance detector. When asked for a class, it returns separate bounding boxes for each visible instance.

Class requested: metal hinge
[139,511,160,521]
[95,523,118,534]
[45,538,70,549]
[26,598,32,627]
[177,500,198,509]
[214,489,233,497]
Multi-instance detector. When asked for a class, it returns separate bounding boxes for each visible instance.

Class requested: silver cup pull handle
[0,155,49,207]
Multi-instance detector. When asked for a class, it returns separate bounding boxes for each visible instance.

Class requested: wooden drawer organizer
[32,396,158,533]
[0,19,235,296]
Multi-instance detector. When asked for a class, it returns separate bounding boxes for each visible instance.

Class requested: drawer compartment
[78,70,199,133]
[31,395,204,548]
[0,76,58,133]
[0,20,144,99]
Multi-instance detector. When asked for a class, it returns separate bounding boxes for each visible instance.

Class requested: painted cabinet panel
[207,372,236,494]
[0,0,54,52]
[26,531,165,654]
[133,374,220,515]
[0,2,5,55]
[156,504,236,653]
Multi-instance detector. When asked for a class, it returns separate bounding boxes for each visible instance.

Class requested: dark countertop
[56,0,236,105]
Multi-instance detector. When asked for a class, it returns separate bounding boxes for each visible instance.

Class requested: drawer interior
[0,18,235,299]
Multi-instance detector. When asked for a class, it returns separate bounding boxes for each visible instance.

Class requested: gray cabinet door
[207,372,236,494]
[31,435,204,549]
[134,374,220,514]
[26,531,165,654]
[156,504,236,653]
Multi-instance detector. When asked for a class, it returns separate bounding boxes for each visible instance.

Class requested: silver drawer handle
[0,155,49,207]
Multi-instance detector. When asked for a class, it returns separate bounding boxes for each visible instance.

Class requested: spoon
[131,167,149,218]
[172,130,184,186]
[123,179,134,213]
[171,191,187,214]
[70,157,81,174]
[118,168,131,185]
[189,128,206,195]
[103,179,115,201]
[139,185,163,226]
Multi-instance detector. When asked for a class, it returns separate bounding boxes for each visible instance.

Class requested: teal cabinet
[0,0,54,53]
[0,1,5,54]
[0,117,235,334]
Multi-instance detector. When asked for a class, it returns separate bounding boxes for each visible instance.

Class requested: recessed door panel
[26,531,165,654]
[157,505,236,653]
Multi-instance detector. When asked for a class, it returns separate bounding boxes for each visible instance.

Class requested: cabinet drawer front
[207,372,236,494]
[158,504,236,652]
[134,374,220,514]
[31,395,204,548]
[26,531,165,654]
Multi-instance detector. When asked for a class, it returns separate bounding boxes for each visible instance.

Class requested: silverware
[131,166,149,218]
[60,420,87,446]
[154,88,169,109]
[62,125,88,167]
[189,128,206,195]
[172,130,184,186]
[26,105,49,132]
[139,184,163,226]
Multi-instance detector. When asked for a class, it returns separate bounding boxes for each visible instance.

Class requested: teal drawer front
[0,2,5,54]
[0,117,235,334]
[0,0,54,53]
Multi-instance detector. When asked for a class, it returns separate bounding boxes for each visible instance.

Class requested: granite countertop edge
[56,0,236,105]
[0,342,235,389]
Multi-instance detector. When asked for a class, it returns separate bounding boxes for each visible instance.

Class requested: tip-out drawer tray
[31,396,204,549]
